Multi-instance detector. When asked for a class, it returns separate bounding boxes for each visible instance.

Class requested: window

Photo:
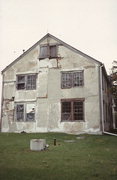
[16,104,24,121]
[16,74,36,90]
[61,99,84,121]
[39,45,57,59]
[61,71,84,89]
[16,103,35,122]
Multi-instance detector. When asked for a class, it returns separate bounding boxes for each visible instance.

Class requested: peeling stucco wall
[1,36,102,134]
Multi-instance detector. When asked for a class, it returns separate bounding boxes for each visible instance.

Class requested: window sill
[61,86,84,89]
[16,121,36,123]
[61,120,85,122]
[16,89,36,91]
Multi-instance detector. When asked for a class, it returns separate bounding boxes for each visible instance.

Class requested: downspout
[100,65,117,136]
[0,73,4,132]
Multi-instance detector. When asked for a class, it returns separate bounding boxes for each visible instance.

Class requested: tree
[111,61,117,128]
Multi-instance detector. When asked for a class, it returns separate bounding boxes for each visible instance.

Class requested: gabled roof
[2,33,102,73]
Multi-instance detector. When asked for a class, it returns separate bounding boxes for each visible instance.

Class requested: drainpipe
[0,73,4,132]
[100,65,117,136]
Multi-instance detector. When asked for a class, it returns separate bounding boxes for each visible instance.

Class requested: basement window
[61,99,84,121]
[16,103,35,122]
[39,45,57,59]
[61,71,84,89]
[16,74,36,90]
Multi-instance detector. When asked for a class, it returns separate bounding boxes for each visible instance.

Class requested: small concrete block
[30,139,46,151]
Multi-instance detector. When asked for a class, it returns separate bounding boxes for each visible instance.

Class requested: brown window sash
[61,99,84,121]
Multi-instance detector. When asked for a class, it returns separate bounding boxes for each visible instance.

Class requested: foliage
[111,61,117,110]
[0,133,117,180]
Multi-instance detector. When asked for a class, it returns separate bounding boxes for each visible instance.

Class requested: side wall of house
[1,37,101,134]
[102,72,113,131]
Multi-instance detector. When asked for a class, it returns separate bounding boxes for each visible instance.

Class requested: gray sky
[0,0,117,72]
[0,0,117,104]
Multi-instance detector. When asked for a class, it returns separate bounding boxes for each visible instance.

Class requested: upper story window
[16,74,36,90]
[39,45,57,59]
[61,71,84,89]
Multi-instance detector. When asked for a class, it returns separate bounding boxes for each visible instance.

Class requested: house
[0,33,113,134]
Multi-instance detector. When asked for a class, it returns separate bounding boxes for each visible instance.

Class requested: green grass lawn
[0,133,117,180]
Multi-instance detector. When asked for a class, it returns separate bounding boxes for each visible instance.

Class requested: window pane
[26,75,36,90]
[73,72,83,87]
[17,76,25,90]
[26,104,35,121]
[17,84,25,90]
[16,104,24,121]
[17,76,25,83]
[39,46,48,59]
[50,45,57,58]
[61,73,72,88]
[61,102,71,121]
[73,101,83,120]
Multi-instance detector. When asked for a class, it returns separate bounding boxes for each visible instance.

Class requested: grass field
[0,133,117,180]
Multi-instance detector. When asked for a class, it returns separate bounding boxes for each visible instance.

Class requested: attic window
[39,45,57,59]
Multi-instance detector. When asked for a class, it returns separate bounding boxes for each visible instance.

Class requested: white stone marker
[30,139,46,151]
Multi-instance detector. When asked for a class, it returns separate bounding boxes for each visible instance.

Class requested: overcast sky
[0,0,117,104]
[1,0,117,72]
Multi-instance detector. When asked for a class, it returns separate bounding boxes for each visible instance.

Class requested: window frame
[16,74,37,90]
[61,98,85,122]
[15,102,35,122]
[39,44,58,60]
[61,71,84,89]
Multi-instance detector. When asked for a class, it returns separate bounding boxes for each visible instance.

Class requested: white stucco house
[0,33,113,134]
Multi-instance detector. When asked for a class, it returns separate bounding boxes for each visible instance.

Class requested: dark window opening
[61,99,84,121]
[16,74,36,90]
[39,45,57,59]
[61,71,84,89]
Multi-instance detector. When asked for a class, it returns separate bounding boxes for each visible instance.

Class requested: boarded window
[61,71,84,89]
[39,45,57,59]
[16,104,24,121]
[50,45,57,58]
[16,103,35,122]
[39,46,49,59]
[61,99,84,121]
[17,74,36,90]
